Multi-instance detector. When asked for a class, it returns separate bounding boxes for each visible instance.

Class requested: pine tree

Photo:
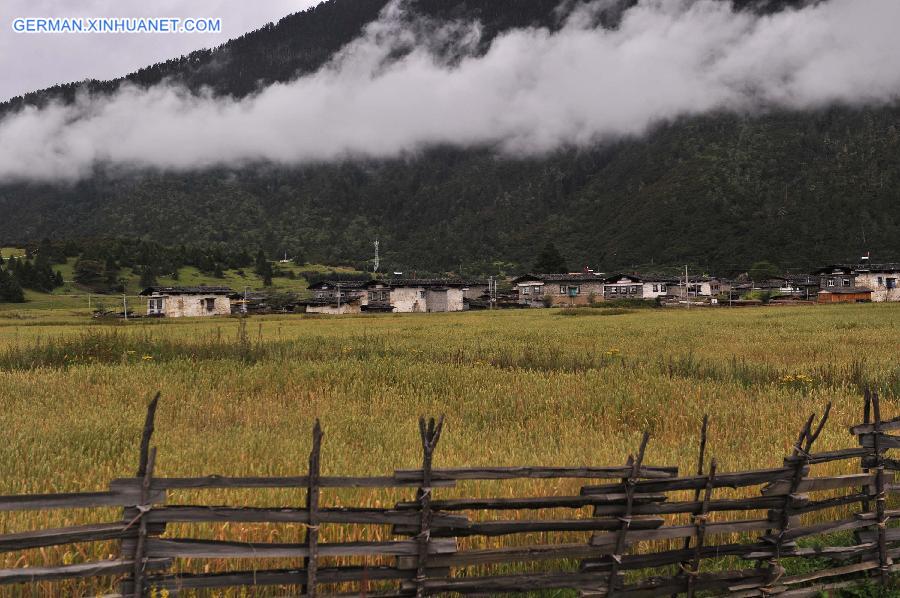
[255,250,273,286]
[533,242,568,274]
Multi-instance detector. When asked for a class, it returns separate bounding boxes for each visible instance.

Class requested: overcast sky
[1,0,320,101]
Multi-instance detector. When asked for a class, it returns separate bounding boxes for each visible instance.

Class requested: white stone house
[362,279,468,313]
[818,263,900,302]
[140,286,233,318]
[603,274,671,300]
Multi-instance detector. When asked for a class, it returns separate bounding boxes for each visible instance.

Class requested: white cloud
[1,0,899,181]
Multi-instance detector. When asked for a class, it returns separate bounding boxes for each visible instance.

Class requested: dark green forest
[0,0,896,274]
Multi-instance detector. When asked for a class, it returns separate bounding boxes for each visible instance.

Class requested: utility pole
[685,265,690,309]
[373,239,380,273]
[488,277,493,310]
[123,294,128,320]
[337,282,341,312]
[242,286,249,314]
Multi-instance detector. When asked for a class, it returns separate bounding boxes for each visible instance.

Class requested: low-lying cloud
[2,0,899,181]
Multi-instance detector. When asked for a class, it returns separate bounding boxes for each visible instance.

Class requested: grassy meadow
[0,303,897,595]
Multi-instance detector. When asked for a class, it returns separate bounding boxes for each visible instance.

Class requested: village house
[602,274,673,301]
[813,263,899,303]
[301,281,368,315]
[853,263,900,302]
[361,279,470,313]
[512,272,606,306]
[668,276,731,300]
[140,286,234,318]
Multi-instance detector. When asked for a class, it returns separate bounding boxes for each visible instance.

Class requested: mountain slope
[0,0,896,273]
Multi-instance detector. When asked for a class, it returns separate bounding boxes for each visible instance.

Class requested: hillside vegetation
[0,0,897,272]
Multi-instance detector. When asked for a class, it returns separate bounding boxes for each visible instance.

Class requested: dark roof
[818,287,873,294]
[364,278,477,289]
[603,274,643,284]
[857,263,900,273]
[140,286,234,296]
[307,281,367,290]
[512,273,605,284]
[300,297,362,306]
[812,265,855,275]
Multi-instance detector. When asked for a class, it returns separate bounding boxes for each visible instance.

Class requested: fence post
[674,415,709,597]
[870,390,891,588]
[415,416,444,598]
[762,405,830,594]
[304,420,323,597]
[119,394,161,598]
[606,431,650,597]
[131,447,156,598]
[686,458,717,598]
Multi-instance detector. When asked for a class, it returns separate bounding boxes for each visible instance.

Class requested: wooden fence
[1,390,899,596]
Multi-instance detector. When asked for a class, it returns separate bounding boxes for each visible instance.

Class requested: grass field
[0,303,897,595]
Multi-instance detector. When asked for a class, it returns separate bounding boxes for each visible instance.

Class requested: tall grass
[0,304,897,595]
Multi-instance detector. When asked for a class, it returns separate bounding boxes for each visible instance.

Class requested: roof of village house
[307,280,368,290]
[817,287,873,294]
[139,286,234,296]
[512,273,605,284]
[603,274,644,284]
[812,265,856,275]
[856,263,900,273]
[364,278,479,288]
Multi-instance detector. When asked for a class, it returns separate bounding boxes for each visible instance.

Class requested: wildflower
[142,355,153,361]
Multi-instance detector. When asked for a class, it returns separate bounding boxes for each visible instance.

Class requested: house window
[827,278,835,287]
[652,284,658,293]
[632,285,640,294]
[877,276,884,286]
[535,285,543,295]
[661,285,666,293]
[610,287,618,295]
[148,297,164,313]
[842,278,851,287]
[419,290,426,298]
[521,286,530,295]
[203,298,216,312]
[888,278,897,290]
[559,285,566,295]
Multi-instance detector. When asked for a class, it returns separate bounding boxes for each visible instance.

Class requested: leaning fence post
[120,394,161,598]
[137,393,160,478]
[131,446,156,598]
[415,416,444,598]
[606,431,650,597]
[674,415,709,597]
[304,420,323,597]
[870,390,891,588]
[686,458,717,598]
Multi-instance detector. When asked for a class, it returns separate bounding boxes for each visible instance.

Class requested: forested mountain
[0,0,896,274]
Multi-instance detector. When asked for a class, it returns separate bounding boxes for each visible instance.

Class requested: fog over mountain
[2,0,899,181]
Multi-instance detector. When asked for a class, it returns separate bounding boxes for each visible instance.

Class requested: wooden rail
[0,390,898,596]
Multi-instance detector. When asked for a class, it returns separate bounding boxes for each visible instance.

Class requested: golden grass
[0,304,897,596]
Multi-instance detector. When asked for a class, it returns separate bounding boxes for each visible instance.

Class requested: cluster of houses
[138,262,899,318]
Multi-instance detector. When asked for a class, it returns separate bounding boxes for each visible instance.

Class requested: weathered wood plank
[145,505,468,527]
[590,518,772,547]
[0,523,133,552]
[396,493,667,512]
[582,467,800,495]
[110,475,453,491]
[394,516,664,537]
[147,565,411,590]
[145,538,457,559]
[0,489,164,512]
[0,559,171,585]
[393,465,678,482]
[762,472,893,496]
